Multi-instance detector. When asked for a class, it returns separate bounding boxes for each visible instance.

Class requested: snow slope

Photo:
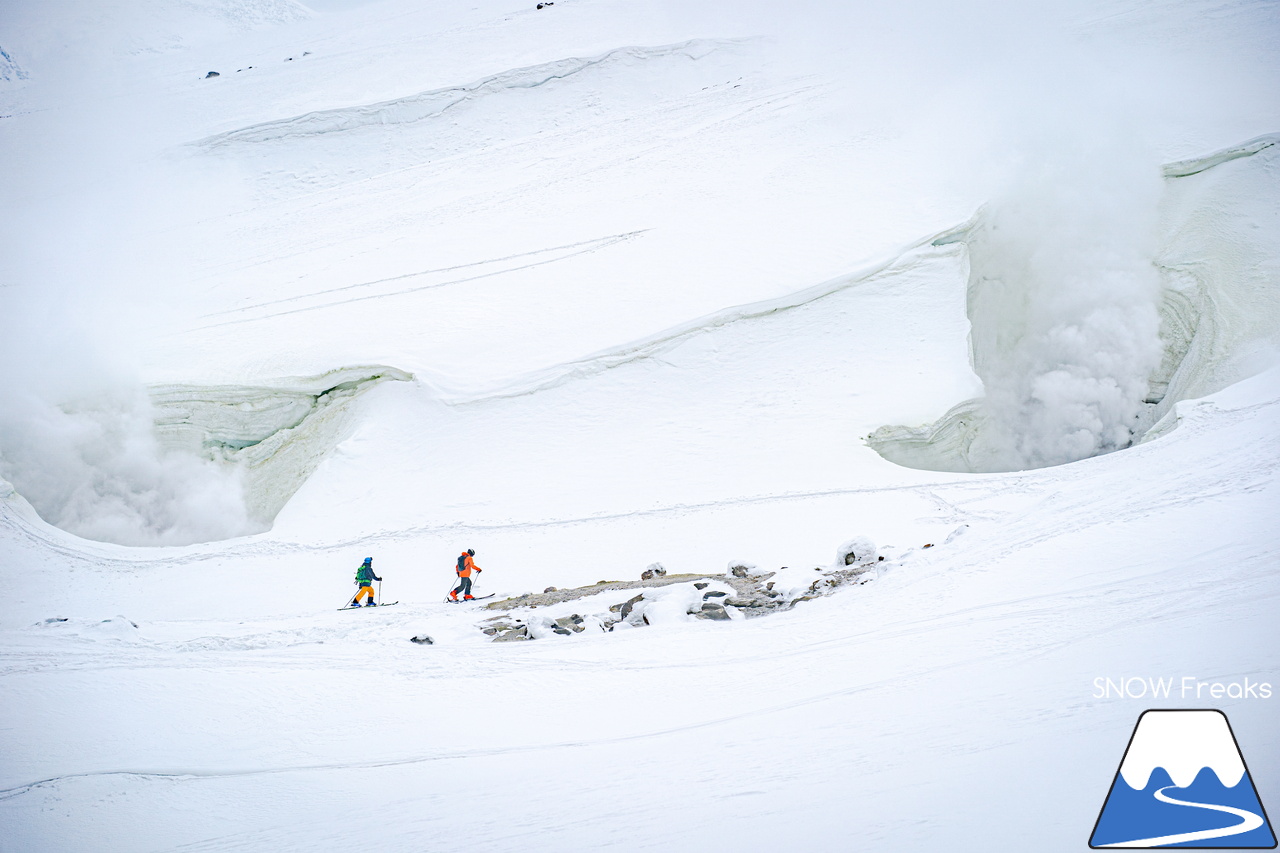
[1,0,1278,850]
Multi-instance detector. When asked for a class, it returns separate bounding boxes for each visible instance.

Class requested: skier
[353,557,382,606]
[450,549,482,601]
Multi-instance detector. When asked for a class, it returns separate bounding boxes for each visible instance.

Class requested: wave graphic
[1092,766,1276,848]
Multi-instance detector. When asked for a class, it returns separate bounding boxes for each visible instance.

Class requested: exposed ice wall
[869,135,1280,473]
[150,366,411,528]
[0,367,410,547]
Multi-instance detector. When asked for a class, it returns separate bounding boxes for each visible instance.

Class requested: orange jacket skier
[450,549,482,601]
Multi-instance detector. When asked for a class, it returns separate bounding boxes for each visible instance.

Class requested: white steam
[965,152,1165,470]
[0,387,261,546]
[0,17,264,547]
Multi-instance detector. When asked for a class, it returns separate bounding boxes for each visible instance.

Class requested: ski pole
[377,579,382,606]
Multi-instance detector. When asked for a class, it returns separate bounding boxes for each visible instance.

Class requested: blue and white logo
[1091,710,1276,848]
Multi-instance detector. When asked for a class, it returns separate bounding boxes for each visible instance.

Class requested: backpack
[456,553,467,574]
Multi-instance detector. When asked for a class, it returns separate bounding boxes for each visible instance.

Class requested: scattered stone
[205,71,220,78]
[922,543,934,549]
[640,562,667,581]
[483,549,875,642]
[619,594,645,620]
[700,602,732,621]
[493,625,530,642]
[409,635,434,644]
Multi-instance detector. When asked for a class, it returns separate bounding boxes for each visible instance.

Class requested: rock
[493,625,530,642]
[726,597,768,609]
[619,594,645,619]
[703,590,728,599]
[640,562,667,580]
[409,635,434,644]
[543,587,558,593]
[205,71,220,78]
[731,566,750,578]
[728,560,758,577]
[694,582,709,589]
[700,603,732,621]
[480,626,500,636]
[765,582,775,590]
[554,615,584,633]
[552,625,572,636]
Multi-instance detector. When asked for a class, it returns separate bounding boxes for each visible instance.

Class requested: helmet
[467,549,475,556]
[363,557,372,565]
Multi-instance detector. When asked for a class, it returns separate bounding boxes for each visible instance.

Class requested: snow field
[1,0,1279,849]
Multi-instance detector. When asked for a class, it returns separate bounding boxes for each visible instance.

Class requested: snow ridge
[1162,133,1280,178]
[192,39,733,148]
[436,232,952,404]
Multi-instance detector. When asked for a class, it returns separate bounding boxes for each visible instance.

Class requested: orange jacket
[457,553,482,578]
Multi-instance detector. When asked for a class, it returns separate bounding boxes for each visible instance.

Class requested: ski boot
[464,595,475,601]
[448,590,459,601]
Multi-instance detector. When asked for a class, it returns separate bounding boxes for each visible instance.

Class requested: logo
[1090,710,1276,848]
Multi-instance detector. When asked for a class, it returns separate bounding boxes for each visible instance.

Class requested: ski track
[0,633,1126,801]
[192,230,647,329]
[178,69,816,288]
[198,231,648,318]
[1101,785,1266,847]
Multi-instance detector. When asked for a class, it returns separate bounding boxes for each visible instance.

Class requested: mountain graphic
[1091,710,1276,848]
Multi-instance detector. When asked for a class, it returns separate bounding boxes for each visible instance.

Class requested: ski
[338,601,399,610]
[445,594,496,603]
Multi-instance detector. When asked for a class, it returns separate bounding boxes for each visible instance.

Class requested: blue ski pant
[453,576,473,597]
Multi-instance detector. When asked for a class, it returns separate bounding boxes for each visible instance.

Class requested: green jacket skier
[353,557,382,606]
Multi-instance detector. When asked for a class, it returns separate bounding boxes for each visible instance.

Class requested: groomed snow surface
[1,0,1278,850]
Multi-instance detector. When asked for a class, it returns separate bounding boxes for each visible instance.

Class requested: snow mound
[35,616,143,643]
[869,134,1280,473]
